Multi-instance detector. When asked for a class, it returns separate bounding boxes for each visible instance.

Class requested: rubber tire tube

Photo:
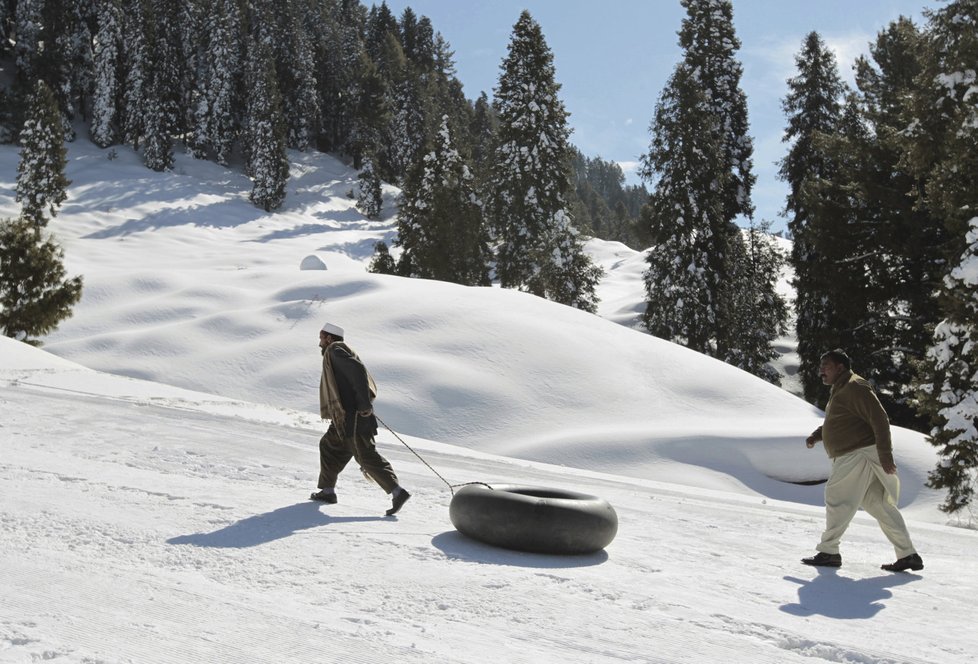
[449,484,618,554]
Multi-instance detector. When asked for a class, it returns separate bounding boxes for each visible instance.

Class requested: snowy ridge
[2,341,977,663]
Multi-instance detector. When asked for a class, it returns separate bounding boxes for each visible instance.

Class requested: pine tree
[91,0,123,148]
[394,115,490,287]
[640,0,758,357]
[909,0,978,514]
[16,81,70,230]
[0,217,83,344]
[778,31,848,403]
[722,224,789,384]
[348,52,388,169]
[202,0,242,166]
[245,39,289,212]
[486,10,600,309]
[121,0,150,150]
[848,18,937,427]
[368,240,397,275]
[640,62,727,352]
[356,156,383,220]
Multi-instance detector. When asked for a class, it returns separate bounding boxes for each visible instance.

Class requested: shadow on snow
[166,501,385,548]
[781,567,922,619]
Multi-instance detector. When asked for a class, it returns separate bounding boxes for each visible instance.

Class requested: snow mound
[300,254,327,270]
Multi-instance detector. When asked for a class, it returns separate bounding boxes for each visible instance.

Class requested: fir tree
[356,156,383,220]
[245,39,289,212]
[909,0,978,514]
[848,18,937,427]
[91,0,123,148]
[640,62,727,352]
[395,115,490,287]
[121,0,145,149]
[0,217,83,344]
[203,0,242,166]
[16,81,70,230]
[778,31,848,403]
[721,224,789,384]
[640,0,757,358]
[486,10,600,309]
[368,240,397,275]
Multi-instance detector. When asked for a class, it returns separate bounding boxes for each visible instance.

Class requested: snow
[2,140,978,663]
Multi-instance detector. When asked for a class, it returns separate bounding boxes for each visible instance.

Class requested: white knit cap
[321,322,344,337]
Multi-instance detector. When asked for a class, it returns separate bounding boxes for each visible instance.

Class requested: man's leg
[861,470,917,559]
[318,425,353,490]
[816,450,873,555]
[351,434,399,494]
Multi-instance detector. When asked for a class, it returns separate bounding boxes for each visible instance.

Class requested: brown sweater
[811,370,894,467]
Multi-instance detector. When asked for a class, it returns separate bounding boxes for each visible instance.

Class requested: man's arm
[806,425,823,448]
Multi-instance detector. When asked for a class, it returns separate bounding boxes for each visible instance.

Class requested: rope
[375,414,492,495]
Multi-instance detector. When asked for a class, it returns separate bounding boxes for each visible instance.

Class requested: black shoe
[385,489,411,516]
[801,552,842,567]
[310,490,337,504]
[881,553,923,572]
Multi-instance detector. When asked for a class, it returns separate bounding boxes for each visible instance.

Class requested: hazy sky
[381,0,940,232]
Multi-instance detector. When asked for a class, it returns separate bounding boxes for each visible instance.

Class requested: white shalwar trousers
[815,445,917,558]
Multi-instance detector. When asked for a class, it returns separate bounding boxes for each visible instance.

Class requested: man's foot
[881,553,923,572]
[386,489,411,516]
[310,490,337,504]
[801,552,842,567]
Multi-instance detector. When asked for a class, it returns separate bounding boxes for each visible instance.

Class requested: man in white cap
[311,322,411,516]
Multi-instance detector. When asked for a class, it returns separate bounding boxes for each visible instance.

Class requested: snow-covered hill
[0,140,946,518]
[3,338,977,663]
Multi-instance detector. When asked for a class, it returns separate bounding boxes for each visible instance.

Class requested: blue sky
[381,0,940,233]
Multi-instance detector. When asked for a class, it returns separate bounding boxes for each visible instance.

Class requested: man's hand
[882,459,897,474]
[357,408,373,417]
[805,435,819,449]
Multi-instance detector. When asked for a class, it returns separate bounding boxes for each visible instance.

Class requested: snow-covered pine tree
[640,61,727,352]
[356,156,383,220]
[918,220,978,514]
[847,18,939,428]
[199,0,242,166]
[282,2,320,151]
[909,0,978,514]
[141,59,174,172]
[0,217,83,344]
[486,10,600,310]
[721,224,789,384]
[368,241,397,275]
[469,92,496,179]
[320,0,367,155]
[13,0,42,89]
[244,38,289,212]
[91,0,123,148]
[349,52,388,170]
[121,0,150,150]
[678,0,755,223]
[778,31,848,403]
[16,81,70,230]
[394,115,490,287]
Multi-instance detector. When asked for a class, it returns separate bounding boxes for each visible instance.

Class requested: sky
[2,139,978,662]
[382,0,941,233]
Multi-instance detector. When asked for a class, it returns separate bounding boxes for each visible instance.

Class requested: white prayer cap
[321,322,345,337]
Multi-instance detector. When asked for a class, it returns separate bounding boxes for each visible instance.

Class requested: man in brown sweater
[801,349,923,572]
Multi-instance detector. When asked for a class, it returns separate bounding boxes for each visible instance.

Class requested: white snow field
[2,141,977,663]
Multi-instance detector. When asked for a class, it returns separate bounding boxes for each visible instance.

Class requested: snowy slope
[2,340,977,664]
[0,140,948,522]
